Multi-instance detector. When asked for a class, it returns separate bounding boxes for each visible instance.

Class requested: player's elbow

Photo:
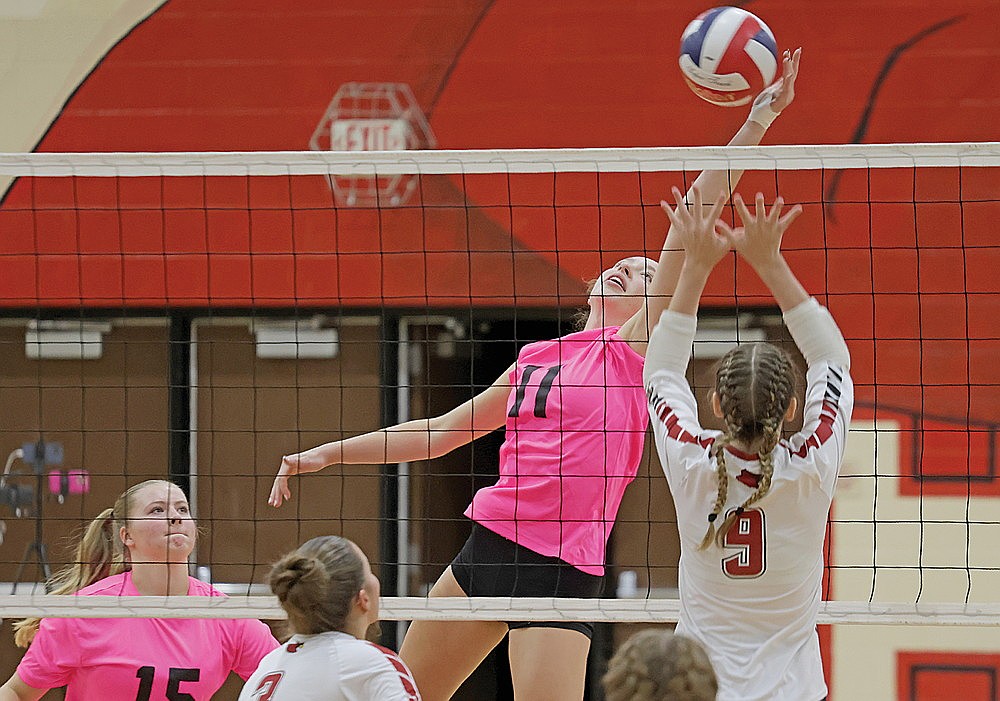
[426,413,475,457]
[830,339,851,370]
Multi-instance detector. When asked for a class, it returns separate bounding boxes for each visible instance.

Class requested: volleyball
[679,6,778,107]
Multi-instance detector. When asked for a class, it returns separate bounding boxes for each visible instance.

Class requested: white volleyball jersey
[238,631,421,701]
[644,301,853,701]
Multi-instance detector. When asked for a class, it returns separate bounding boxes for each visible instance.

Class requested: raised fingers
[733,192,753,227]
[691,186,703,212]
[714,218,740,247]
[768,196,785,223]
[660,187,688,228]
[660,199,684,230]
[705,191,727,224]
[663,187,729,233]
[777,203,803,229]
[782,48,800,79]
[783,48,801,94]
[672,185,688,209]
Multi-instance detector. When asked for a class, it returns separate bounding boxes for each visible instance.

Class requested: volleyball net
[0,143,997,630]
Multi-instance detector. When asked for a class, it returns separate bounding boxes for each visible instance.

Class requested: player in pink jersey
[240,535,420,700]
[644,188,853,701]
[0,480,278,701]
[270,51,801,701]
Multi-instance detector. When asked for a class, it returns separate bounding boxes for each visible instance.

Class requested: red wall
[1,0,998,426]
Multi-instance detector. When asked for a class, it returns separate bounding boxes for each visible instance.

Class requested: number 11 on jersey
[508,364,561,419]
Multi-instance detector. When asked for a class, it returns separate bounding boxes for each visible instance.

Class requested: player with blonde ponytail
[0,480,277,701]
[644,187,853,701]
[11,484,159,649]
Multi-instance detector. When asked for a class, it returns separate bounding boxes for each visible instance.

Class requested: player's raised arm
[724,192,808,313]
[724,190,851,371]
[269,364,514,507]
[643,186,731,382]
[619,48,801,354]
[691,48,801,207]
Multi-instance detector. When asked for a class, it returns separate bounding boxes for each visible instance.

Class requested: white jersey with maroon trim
[643,300,853,701]
[238,630,420,701]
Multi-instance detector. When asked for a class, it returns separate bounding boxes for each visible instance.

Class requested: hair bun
[267,535,366,636]
[270,554,323,601]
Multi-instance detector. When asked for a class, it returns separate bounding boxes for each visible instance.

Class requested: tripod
[11,441,59,591]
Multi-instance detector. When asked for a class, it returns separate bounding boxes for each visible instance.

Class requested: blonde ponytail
[13,479,175,647]
[13,507,127,647]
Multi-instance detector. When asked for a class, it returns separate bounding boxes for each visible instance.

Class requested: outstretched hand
[268,455,298,507]
[766,47,801,113]
[660,186,733,270]
[747,47,801,127]
[268,450,326,507]
[720,192,803,271]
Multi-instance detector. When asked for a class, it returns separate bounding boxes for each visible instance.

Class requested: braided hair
[699,343,795,550]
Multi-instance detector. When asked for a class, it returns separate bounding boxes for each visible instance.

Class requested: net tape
[1,142,999,176]
[0,595,998,626]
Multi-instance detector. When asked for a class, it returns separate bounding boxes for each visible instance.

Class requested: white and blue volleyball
[679,6,778,107]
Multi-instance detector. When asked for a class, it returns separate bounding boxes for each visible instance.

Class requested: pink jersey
[17,572,279,700]
[465,326,647,575]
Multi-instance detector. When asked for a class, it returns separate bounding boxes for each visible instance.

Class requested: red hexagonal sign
[309,82,436,207]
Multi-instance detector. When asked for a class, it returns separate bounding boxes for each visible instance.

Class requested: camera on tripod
[0,482,34,517]
[2,440,91,586]
[2,442,91,515]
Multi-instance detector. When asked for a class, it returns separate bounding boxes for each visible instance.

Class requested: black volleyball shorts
[449,521,604,638]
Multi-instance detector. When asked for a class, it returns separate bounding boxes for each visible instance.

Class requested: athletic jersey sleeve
[228,618,280,679]
[784,297,851,369]
[354,643,421,700]
[643,310,697,381]
[16,616,79,690]
[645,310,718,485]
[783,298,854,496]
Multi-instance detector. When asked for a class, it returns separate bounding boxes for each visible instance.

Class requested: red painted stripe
[715,15,761,77]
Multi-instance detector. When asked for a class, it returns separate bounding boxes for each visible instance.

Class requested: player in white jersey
[240,535,420,701]
[643,188,853,701]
